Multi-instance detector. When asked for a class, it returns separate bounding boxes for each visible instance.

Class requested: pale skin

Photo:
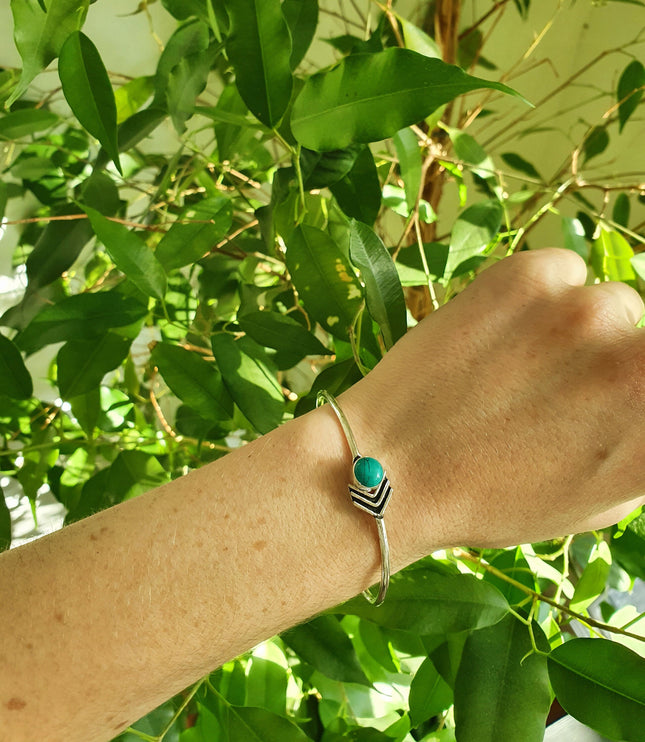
[1,248,644,741]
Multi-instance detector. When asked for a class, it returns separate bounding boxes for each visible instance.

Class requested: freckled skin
[5,698,26,711]
[1,249,644,741]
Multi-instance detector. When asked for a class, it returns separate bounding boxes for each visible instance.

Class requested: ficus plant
[1,0,644,740]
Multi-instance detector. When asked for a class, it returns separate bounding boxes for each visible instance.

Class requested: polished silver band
[316,389,391,606]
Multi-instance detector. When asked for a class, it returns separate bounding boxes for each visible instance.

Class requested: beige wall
[1,0,643,252]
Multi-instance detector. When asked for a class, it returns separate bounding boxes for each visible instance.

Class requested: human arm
[1,248,643,741]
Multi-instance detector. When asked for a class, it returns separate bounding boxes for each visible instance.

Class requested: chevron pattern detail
[348,474,392,518]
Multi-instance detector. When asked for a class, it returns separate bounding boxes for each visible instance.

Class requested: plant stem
[454,549,645,643]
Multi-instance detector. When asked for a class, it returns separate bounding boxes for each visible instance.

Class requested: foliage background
[0,1,644,740]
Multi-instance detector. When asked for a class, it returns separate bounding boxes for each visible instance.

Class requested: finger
[583,281,645,327]
[494,248,588,289]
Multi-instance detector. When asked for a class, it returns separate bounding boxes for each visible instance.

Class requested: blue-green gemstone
[353,457,384,488]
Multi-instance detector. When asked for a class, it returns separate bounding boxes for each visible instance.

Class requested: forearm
[0,396,434,741]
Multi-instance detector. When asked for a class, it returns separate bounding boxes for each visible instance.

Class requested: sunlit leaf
[446,199,503,277]
[292,48,525,151]
[114,75,154,124]
[211,333,284,434]
[548,638,645,742]
[150,342,233,422]
[245,658,288,716]
[591,227,636,285]
[409,657,453,726]
[561,216,589,260]
[399,17,441,59]
[285,225,363,338]
[58,31,121,173]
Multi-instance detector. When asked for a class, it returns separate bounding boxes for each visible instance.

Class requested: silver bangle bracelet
[316,389,392,606]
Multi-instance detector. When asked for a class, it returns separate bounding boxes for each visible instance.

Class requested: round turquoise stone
[353,456,384,488]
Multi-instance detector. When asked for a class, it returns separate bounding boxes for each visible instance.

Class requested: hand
[342,248,645,554]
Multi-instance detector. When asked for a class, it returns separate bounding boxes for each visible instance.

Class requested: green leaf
[167,43,218,133]
[285,225,363,339]
[211,333,284,434]
[454,615,551,742]
[282,615,370,685]
[70,388,100,437]
[245,657,288,716]
[570,540,612,613]
[68,451,168,521]
[238,311,331,356]
[561,216,589,260]
[611,513,645,581]
[591,227,636,285]
[150,342,233,422]
[85,207,167,300]
[349,220,406,350]
[15,292,149,354]
[501,151,540,180]
[300,145,363,190]
[226,705,311,742]
[156,197,233,272]
[282,0,318,70]
[409,657,453,726]
[114,75,155,124]
[448,128,496,182]
[58,31,121,173]
[291,48,525,151]
[618,60,645,132]
[0,485,10,552]
[485,547,536,607]
[0,332,33,400]
[57,334,132,399]
[393,127,422,211]
[548,638,645,742]
[613,192,631,228]
[446,200,503,277]
[25,205,93,292]
[17,424,59,501]
[330,146,381,225]
[153,19,210,108]
[399,17,441,59]
[0,108,58,139]
[336,569,509,635]
[7,0,89,106]
[582,126,609,165]
[224,0,293,128]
